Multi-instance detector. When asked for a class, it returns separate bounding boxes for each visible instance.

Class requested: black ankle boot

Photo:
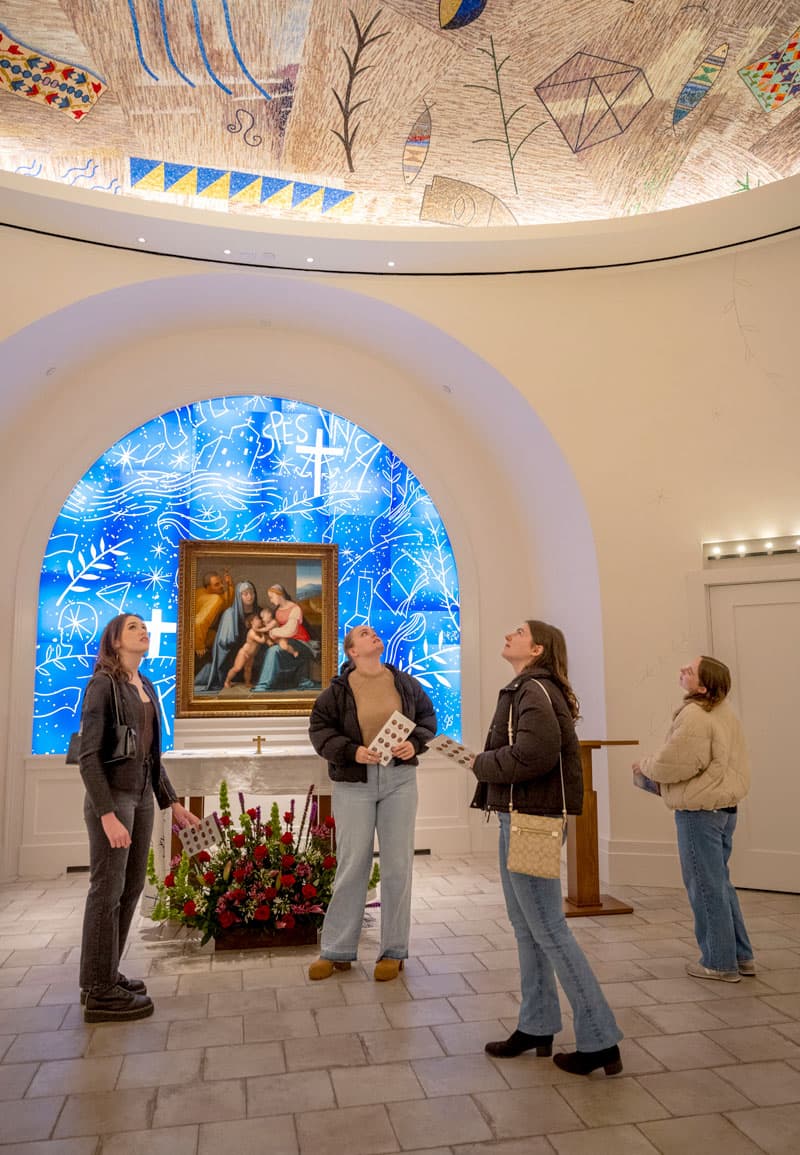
[80,973,147,1006]
[83,984,154,1024]
[553,1044,622,1076]
[485,1030,554,1058]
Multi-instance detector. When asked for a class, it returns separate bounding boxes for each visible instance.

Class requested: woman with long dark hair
[634,656,754,981]
[78,614,200,1022]
[471,620,623,1076]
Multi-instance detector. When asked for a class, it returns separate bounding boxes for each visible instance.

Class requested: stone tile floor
[1,854,799,1154]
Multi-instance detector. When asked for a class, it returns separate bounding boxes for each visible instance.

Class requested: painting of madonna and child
[176,541,337,717]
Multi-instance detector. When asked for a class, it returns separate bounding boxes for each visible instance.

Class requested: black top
[308,662,437,783]
[470,669,583,817]
[78,671,178,816]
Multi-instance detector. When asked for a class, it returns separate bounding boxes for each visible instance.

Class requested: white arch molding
[0,272,605,878]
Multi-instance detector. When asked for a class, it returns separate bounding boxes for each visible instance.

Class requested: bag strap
[106,672,125,728]
[507,679,568,821]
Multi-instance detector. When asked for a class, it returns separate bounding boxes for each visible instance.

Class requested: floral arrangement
[147,781,379,945]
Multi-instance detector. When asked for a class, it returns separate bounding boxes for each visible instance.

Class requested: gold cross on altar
[251,735,266,755]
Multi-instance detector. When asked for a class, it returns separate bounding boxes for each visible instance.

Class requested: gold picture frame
[176,540,338,717]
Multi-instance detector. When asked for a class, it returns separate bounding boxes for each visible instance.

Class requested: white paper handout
[428,734,477,767]
[178,813,222,857]
[369,710,416,765]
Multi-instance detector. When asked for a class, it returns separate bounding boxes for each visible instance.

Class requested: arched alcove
[1,269,604,876]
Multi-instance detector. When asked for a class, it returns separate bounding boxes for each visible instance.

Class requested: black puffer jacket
[470,669,583,816]
[309,663,437,783]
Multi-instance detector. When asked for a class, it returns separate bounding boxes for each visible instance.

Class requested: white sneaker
[686,961,741,983]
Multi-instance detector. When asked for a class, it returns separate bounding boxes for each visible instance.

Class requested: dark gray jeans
[80,781,154,994]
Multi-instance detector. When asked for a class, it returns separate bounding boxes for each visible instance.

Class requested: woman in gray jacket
[635,655,755,983]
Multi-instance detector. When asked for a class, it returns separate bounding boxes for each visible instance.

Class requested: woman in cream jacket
[634,656,755,983]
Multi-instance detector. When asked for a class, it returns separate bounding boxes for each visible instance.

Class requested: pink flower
[276,913,296,929]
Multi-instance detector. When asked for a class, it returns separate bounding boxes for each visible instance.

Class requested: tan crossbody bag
[506,679,567,879]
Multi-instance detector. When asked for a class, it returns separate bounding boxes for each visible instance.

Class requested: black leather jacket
[470,670,583,816]
[309,662,437,782]
[78,671,178,816]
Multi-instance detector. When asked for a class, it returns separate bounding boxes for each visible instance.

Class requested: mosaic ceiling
[2,1,800,228]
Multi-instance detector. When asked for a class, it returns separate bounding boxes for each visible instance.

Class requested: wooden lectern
[564,740,638,918]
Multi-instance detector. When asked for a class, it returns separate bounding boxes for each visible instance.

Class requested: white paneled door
[709,580,800,893]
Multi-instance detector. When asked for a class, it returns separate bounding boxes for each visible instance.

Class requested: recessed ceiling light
[223,248,231,255]
[387,260,395,267]
[137,236,146,243]
[306,256,314,263]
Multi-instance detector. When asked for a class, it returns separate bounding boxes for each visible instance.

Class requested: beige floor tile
[714,1060,800,1105]
[612,1007,671,1038]
[331,1060,425,1105]
[758,969,800,994]
[199,1115,297,1155]
[460,968,520,995]
[241,964,309,989]
[704,1025,800,1062]
[0,1060,38,1099]
[430,935,493,954]
[277,983,348,1010]
[86,1021,169,1057]
[243,1009,318,1042]
[0,968,30,988]
[638,1068,752,1115]
[382,998,461,1030]
[762,992,800,1018]
[614,1038,667,1074]
[474,1086,583,1137]
[154,1078,245,1128]
[472,950,520,971]
[102,1124,198,1155]
[774,1022,800,1045]
[636,1002,728,1034]
[296,1104,398,1155]
[635,977,726,1003]
[0,1006,68,1035]
[583,942,650,963]
[634,939,697,958]
[283,1034,365,1072]
[597,982,657,1008]
[6,952,71,970]
[148,995,210,1023]
[167,1014,243,1050]
[0,1034,12,1060]
[0,1095,65,1143]
[315,1003,392,1035]
[418,954,488,975]
[205,1040,285,1079]
[0,1139,99,1155]
[587,961,653,983]
[207,989,277,1017]
[638,1113,763,1154]
[0,984,49,1008]
[557,1077,669,1127]
[4,1030,89,1064]
[340,980,412,1005]
[27,1056,123,1097]
[246,1069,334,1117]
[636,1030,738,1070]
[755,950,800,970]
[548,1124,661,1154]
[431,1019,507,1055]
[176,969,243,995]
[451,1138,553,1155]
[117,1047,203,1089]
[700,996,792,1027]
[54,1087,156,1137]
[401,972,474,999]
[389,1093,493,1147]
[361,1026,445,1064]
[411,1053,508,1096]
[724,1104,800,1154]
[447,993,521,1022]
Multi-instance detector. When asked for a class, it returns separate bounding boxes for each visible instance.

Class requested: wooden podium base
[564,894,633,918]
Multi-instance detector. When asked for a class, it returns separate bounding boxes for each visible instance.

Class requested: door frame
[688,561,800,650]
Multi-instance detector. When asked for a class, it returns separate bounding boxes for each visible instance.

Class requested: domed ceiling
[2,0,800,229]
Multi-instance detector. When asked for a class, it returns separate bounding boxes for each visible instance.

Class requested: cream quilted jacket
[640,699,751,811]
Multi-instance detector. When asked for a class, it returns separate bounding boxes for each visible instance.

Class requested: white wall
[1,223,797,884]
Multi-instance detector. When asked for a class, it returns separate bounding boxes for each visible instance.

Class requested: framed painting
[176,540,338,717]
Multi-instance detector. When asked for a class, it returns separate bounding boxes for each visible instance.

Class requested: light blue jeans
[320,764,418,961]
[498,812,622,1052]
[675,807,754,973]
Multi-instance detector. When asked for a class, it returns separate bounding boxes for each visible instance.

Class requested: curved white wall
[0,265,604,878]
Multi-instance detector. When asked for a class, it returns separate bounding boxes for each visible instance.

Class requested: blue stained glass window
[33,395,461,752]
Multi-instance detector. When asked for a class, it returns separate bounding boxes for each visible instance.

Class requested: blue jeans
[675,808,754,972]
[498,812,622,1053]
[321,765,417,961]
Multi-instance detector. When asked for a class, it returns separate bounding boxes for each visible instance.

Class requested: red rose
[203,871,216,885]
[219,815,232,827]
[276,913,296,929]
[183,900,197,917]
[218,909,236,928]
[264,886,277,900]
[302,884,317,898]
[253,845,268,862]
[164,873,175,888]
[233,868,247,881]
[323,816,336,829]
[247,808,258,819]
[322,855,337,869]
[232,833,246,848]
[254,904,271,921]
[280,832,293,845]
[197,850,211,863]
[281,854,295,869]
[264,825,272,838]
[281,874,296,887]
[283,811,293,823]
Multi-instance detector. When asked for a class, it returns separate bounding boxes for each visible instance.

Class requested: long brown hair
[94,614,142,681]
[523,619,581,720]
[687,655,731,712]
